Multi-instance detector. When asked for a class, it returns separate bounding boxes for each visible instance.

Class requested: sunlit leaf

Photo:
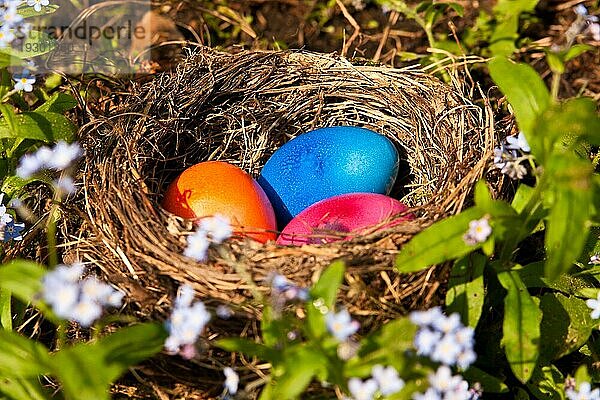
[498,269,541,383]
[544,154,593,281]
[395,208,485,273]
[446,253,486,328]
[0,261,45,305]
[539,293,596,362]
[0,330,51,378]
[0,111,77,142]
[488,57,551,156]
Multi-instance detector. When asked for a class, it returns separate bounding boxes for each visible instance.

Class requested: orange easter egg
[162,161,277,243]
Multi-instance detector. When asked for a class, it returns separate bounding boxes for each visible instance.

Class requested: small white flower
[216,304,233,319]
[414,328,441,356]
[16,153,43,179]
[586,293,600,319]
[505,132,531,153]
[575,4,589,16]
[270,273,309,302]
[428,365,457,393]
[588,22,600,41]
[81,277,114,303]
[2,5,23,26]
[326,308,360,342]
[0,194,13,226]
[431,334,462,365]
[463,217,492,245]
[454,326,475,347]
[35,147,54,165]
[26,0,49,12]
[47,141,83,170]
[165,285,211,357]
[271,273,291,291]
[106,290,124,307]
[501,161,528,180]
[566,382,600,400]
[412,388,442,400]
[371,365,405,396]
[54,176,76,195]
[199,214,232,243]
[409,307,444,327]
[41,263,121,326]
[223,367,239,395]
[589,255,600,265]
[493,146,507,169]
[456,348,477,370]
[70,299,103,327]
[13,75,36,92]
[43,282,79,318]
[348,378,378,400]
[175,284,195,308]
[432,313,461,334]
[184,229,210,261]
[50,263,86,283]
[0,27,15,47]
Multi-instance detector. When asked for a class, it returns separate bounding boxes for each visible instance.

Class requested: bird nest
[72,47,495,388]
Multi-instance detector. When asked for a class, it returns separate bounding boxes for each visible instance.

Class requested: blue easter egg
[258,126,399,227]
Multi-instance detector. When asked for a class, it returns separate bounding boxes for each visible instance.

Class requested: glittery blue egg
[258,126,399,227]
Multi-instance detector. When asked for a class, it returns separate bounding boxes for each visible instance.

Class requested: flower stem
[551,72,562,100]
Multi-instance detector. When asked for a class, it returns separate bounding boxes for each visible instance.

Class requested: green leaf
[0,51,25,68]
[306,260,345,340]
[462,366,509,393]
[17,4,59,18]
[395,207,485,273]
[1,288,11,330]
[526,365,564,400]
[216,337,280,362]
[517,262,597,295]
[272,346,325,400]
[564,44,594,62]
[498,270,542,383]
[3,30,57,59]
[35,92,78,114]
[51,323,166,400]
[0,111,77,142]
[511,184,535,213]
[51,347,111,400]
[545,51,564,74]
[0,261,45,305]
[575,365,591,388]
[544,154,593,281]
[0,330,51,378]
[446,253,486,328]
[0,104,19,135]
[474,180,493,211]
[535,98,600,150]
[351,318,417,374]
[539,293,596,362]
[489,0,540,56]
[0,378,50,400]
[310,260,345,308]
[96,323,167,369]
[488,57,551,152]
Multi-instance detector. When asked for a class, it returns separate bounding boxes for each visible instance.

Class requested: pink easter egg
[277,193,412,246]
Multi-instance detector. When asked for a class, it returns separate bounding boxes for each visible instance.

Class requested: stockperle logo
[3,0,154,75]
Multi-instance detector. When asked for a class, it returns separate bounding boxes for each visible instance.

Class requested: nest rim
[73,46,496,332]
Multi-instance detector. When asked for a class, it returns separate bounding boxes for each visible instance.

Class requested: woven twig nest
[75,47,494,334]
